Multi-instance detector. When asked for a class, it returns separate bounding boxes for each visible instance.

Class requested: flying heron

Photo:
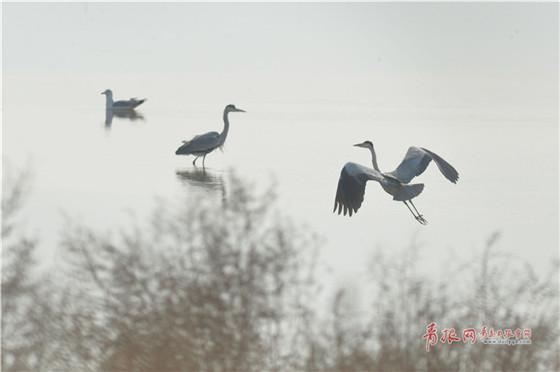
[333,141,459,224]
[175,104,245,167]
[101,89,147,110]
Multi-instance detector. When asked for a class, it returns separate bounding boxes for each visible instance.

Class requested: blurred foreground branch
[305,234,559,372]
[2,171,558,371]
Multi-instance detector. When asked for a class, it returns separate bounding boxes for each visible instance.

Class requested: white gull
[101,89,147,110]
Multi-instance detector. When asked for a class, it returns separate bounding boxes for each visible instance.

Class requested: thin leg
[403,201,417,217]
[193,156,199,166]
[408,200,427,224]
[403,200,427,225]
[202,154,207,167]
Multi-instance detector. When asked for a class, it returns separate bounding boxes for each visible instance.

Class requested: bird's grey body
[175,104,245,166]
[101,89,146,110]
[334,141,458,224]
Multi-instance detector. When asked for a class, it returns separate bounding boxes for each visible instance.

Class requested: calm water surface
[2,3,558,295]
[3,78,558,286]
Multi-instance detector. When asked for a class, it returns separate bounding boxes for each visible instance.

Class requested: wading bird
[333,141,459,224]
[101,89,147,109]
[175,104,245,167]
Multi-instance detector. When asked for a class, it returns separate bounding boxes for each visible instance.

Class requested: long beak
[101,92,105,95]
[235,108,246,113]
[353,143,363,147]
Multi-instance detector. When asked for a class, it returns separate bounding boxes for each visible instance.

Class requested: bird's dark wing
[129,98,146,109]
[111,98,146,109]
[111,100,132,108]
[176,131,220,155]
[333,162,385,217]
[385,146,459,184]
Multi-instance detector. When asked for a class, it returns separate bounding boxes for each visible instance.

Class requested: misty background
[2,2,559,371]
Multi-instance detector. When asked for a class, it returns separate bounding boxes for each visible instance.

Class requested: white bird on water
[101,89,147,110]
[333,141,459,224]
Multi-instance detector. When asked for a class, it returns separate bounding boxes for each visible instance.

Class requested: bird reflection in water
[104,109,145,129]
[175,167,226,201]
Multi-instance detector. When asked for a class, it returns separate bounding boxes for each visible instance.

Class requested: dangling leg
[192,156,199,166]
[408,200,427,224]
[403,201,417,219]
[403,200,427,225]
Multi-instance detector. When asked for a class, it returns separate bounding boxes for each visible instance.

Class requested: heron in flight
[101,89,147,110]
[333,141,459,224]
[175,104,245,167]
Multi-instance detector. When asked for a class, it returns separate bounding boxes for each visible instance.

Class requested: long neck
[369,146,380,171]
[105,94,114,108]
[219,109,230,146]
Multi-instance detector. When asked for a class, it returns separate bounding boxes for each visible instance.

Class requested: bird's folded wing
[111,100,133,107]
[179,131,220,153]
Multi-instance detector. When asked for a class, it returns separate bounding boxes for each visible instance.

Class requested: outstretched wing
[176,131,220,155]
[333,162,385,217]
[385,147,459,184]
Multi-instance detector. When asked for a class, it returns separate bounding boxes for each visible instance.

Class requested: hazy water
[3,74,558,287]
[2,2,558,291]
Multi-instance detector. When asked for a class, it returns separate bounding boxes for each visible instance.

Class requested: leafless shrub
[3,173,319,371]
[2,164,46,371]
[305,233,559,372]
[2,169,558,372]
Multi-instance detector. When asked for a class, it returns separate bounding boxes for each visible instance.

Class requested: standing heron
[333,141,459,224]
[101,89,147,110]
[175,104,245,167]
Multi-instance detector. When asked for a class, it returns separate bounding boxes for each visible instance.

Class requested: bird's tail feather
[131,98,147,109]
[175,142,191,155]
[393,183,424,201]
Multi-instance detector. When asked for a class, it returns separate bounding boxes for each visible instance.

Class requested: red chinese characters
[423,324,532,351]
[441,328,460,344]
[422,322,438,352]
[479,326,488,340]
[462,328,476,344]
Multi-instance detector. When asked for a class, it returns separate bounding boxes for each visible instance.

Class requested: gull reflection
[104,109,145,129]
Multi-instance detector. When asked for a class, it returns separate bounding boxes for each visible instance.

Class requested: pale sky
[3,2,558,79]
